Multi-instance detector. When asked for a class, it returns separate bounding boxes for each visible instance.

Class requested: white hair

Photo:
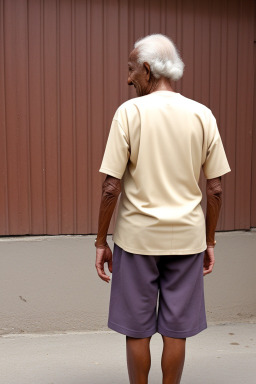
[134,34,184,81]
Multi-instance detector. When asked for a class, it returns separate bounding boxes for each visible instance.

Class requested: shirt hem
[113,237,207,256]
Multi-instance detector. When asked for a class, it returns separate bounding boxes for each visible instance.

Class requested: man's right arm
[204,176,222,276]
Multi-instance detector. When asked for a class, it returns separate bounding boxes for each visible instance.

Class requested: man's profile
[95,34,230,383]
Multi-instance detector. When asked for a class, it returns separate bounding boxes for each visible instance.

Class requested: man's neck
[149,78,174,94]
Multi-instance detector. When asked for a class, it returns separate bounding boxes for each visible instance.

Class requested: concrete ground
[1,232,256,335]
[1,323,255,384]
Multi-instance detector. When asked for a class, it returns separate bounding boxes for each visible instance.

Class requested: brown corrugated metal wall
[0,0,255,235]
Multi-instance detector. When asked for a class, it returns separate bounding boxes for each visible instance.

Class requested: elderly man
[95,34,230,384]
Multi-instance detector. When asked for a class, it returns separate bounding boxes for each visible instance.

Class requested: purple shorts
[108,244,207,339]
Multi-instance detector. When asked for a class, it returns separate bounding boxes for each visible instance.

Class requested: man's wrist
[95,238,108,248]
[207,240,216,248]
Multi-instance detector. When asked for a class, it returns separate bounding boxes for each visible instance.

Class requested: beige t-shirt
[100,91,231,255]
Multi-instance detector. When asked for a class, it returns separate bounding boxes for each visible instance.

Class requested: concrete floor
[1,323,255,384]
[1,232,256,335]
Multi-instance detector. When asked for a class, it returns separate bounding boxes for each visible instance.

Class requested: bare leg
[161,336,186,384]
[126,336,152,384]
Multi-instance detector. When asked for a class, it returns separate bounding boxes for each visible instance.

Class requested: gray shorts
[108,244,207,339]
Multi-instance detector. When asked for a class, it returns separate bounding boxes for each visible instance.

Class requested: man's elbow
[102,176,122,198]
[206,177,222,198]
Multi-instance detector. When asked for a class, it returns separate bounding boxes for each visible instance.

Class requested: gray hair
[134,34,184,81]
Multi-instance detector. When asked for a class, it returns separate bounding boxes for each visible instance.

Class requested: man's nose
[127,76,133,86]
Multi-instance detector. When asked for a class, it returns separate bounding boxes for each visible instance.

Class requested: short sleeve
[99,118,130,179]
[202,114,231,179]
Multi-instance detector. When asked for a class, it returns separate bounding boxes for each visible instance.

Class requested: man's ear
[143,62,151,81]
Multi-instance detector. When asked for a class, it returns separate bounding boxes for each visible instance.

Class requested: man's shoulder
[114,93,214,124]
[178,94,212,115]
[121,93,212,111]
[117,95,147,110]
[113,96,146,120]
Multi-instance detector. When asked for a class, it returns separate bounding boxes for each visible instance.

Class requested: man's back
[100,90,230,255]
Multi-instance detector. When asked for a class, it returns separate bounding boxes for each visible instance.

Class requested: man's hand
[203,247,215,276]
[95,245,113,283]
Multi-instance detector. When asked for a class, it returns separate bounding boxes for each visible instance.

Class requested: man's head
[128,34,184,97]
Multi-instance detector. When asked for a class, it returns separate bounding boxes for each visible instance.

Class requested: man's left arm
[204,176,222,276]
[95,175,121,283]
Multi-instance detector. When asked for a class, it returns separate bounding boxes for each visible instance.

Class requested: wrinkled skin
[203,176,222,276]
[127,48,173,96]
[95,176,121,283]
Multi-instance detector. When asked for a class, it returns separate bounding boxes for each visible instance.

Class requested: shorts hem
[108,320,157,339]
[157,322,207,339]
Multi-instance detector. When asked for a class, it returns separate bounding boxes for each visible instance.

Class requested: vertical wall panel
[148,0,161,32]
[44,0,60,234]
[218,0,229,230]
[209,0,222,119]
[0,0,255,235]
[165,0,178,93]
[74,0,88,233]
[133,0,146,40]
[165,0,177,41]
[3,0,30,234]
[193,0,203,103]
[15,0,31,234]
[182,0,195,99]
[200,0,210,106]
[235,0,254,229]
[0,0,8,234]
[28,0,45,234]
[103,0,120,143]
[59,0,74,233]
[220,0,239,230]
